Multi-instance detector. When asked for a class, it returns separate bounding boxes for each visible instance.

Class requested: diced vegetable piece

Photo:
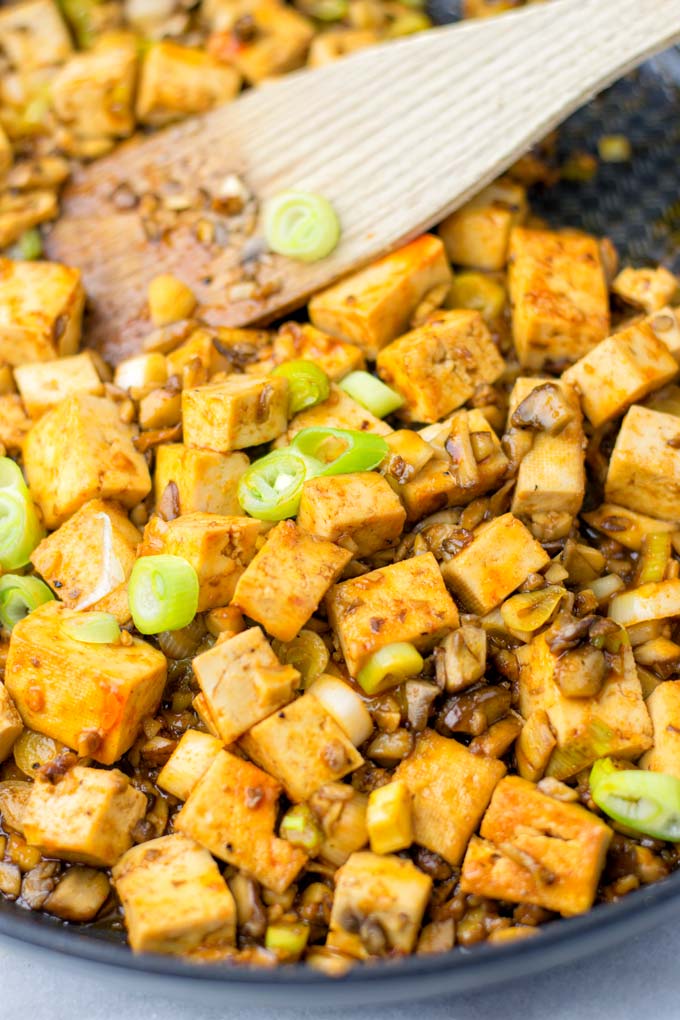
[157,730,224,802]
[182,375,289,452]
[507,227,610,369]
[298,471,405,557]
[590,757,680,841]
[232,519,351,642]
[357,642,423,696]
[582,503,679,552]
[605,405,680,522]
[113,835,237,954]
[0,258,84,367]
[441,513,549,615]
[15,352,103,420]
[272,359,330,414]
[436,624,486,693]
[148,274,196,327]
[128,554,199,634]
[0,682,23,764]
[307,675,373,746]
[608,579,680,627]
[461,776,612,916]
[279,804,323,853]
[327,552,459,677]
[265,191,340,263]
[367,780,413,854]
[154,444,249,517]
[240,691,363,802]
[0,462,45,572]
[61,612,120,645]
[23,766,146,867]
[238,450,311,521]
[515,709,556,783]
[640,683,680,779]
[5,602,167,765]
[175,750,306,893]
[395,729,505,865]
[438,176,527,270]
[338,370,403,418]
[612,266,678,314]
[271,630,328,686]
[265,921,310,959]
[136,40,241,126]
[44,866,111,924]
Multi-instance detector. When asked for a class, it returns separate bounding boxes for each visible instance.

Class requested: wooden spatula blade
[45,0,680,363]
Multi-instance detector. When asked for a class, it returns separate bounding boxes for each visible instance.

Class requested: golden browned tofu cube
[23,767,146,867]
[114,352,168,392]
[605,405,680,521]
[182,375,288,452]
[0,394,31,453]
[14,352,104,420]
[273,323,365,381]
[154,443,248,516]
[400,409,508,522]
[394,729,505,866]
[298,472,406,557]
[208,0,313,83]
[0,258,84,367]
[328,851,431,957]
[612,266,678,314]
[51,37,138,142]
[562,322,678,427]
[240,692,363,802]
[113,835,237,954]
[175,749,306,893]
[640,682,680,779]
[461,776,612,916]
[279,385,392,447]
[582,503,678,552]
[517,633,652,779]
[0,125,10,179]
[645,307,680,361]
[327,552,459,677]
[157,730,224,802]
[438,177,528,270]
[508,378,585,535]
[442,513,549,615]
[23,395,151,529]
[5,602,167,765]
[609,580,680,627]
[376,310,505,424]
[309,235,453,359]
[136,41,240,126]
[232,520,351,642]
[31,499,141,623]
[166,328,232,383]
[0,0,71,69]
[193,627,298,744]
[139,512,265,611]
[0,682,22,763]
[508,227,610,369]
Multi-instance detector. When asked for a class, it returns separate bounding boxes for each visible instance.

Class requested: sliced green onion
[0,487,45,571]
[264,190,340,263]
[17,228,43,261]
[279,804,323,852]
[590,757,680,840]
[272,359,330,415]
[128,555,199,635]
[0,575,54,631]
[291,427,389,477]
[62,612,121,645]
[0,457,28,494]
[636,532,671,586]
[357,641,424,695]
[339,371,404,419]
[238,450,317,522]
[265,922,310,958]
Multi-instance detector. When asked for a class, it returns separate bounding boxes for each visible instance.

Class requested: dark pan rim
[2,866,680,988]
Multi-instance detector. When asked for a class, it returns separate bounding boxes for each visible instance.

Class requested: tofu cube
[154,443,248,516]
[508,228,610,369]
[192,692,221,737]
[367,780,413,855]
[508,378,585,531]
[376,310,505,424]
[0,0,71,69]
[208,0,314,84]
[240,692,363,801]
[139,512,266,611]
[166,328,231,383]
[23,395,151,529]
[136,41,241,126]
[582,503,679,552]
[517,633,652,779]
[0,682,22,763]
[23,766,146,867]
[175,749,306,893]
[31,499,141,623]
[232,520,352,642]
[114,352,168,392]
[645,307,680,361]
[182,375,288,452]
[15,352,104,419]
[157,730,224,802]
[605,405,680,521]
[438,176,528,270]
[562,322,678,427]
[640,682,680,779]
[279,384,392,447]
[273,323,365,381]
[0,394,31,453]
[192,627,298,744]
[113,835,237,954]
[298,472,406,557]
[5,602,167,765]
[400,409,508,522]
[613,266,678,314]
[328,851,431,957]
[51,37,138,141]
[309,235,453,359]
[461,776,612,916]
[394,729,505,866]
[326,552,459,677]
[441,513,549,615]
[0,258,84,366]
[608,580,680,627]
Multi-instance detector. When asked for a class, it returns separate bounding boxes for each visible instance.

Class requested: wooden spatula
[46,0,680,364]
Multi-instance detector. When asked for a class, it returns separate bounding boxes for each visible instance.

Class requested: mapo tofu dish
[1,0,680,976]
